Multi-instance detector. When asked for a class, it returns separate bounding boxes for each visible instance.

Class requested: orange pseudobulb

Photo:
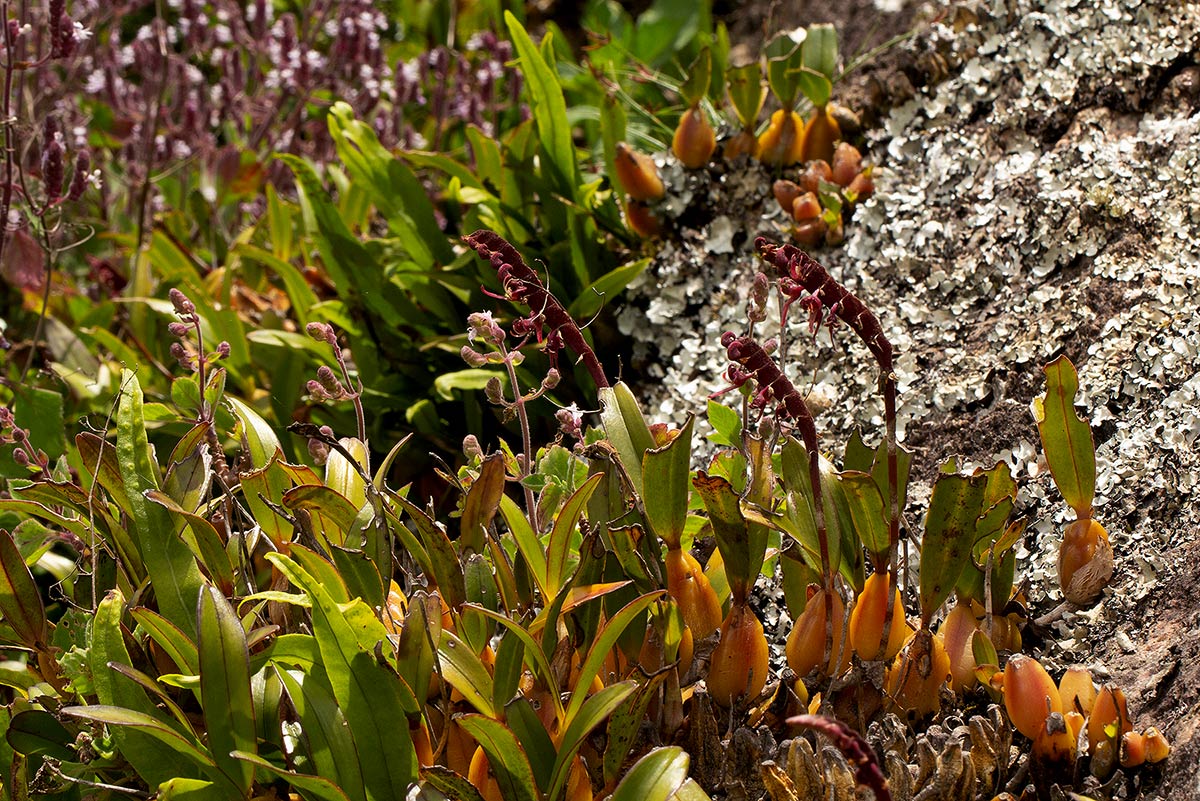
[1059,518,1113,605]
[850,573,910,662]
[885,628,951,718]
[724,129,760,160]
[672,105,716,168]
[615,142,665,202]
[1004,654,1063,741]
[787,588,850,678]
[758,109,805,166]
[799,106,841,164]
[707,604,770,707]
[938,601,979,691]
[665,547,722,640]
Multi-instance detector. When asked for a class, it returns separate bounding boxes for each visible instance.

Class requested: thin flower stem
[500,343,538,531]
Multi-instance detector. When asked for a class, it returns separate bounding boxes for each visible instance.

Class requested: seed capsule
[1003,654,1063,740]
[672,105,716,168]
[614,142,665,201]
[707,604,769,706]
[773,180,803,215]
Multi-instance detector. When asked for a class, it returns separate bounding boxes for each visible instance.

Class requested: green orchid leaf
[1032,355,1096,518]
[197,585,256,793]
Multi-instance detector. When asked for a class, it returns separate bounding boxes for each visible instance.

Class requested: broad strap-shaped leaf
[566,590,663,725]
[240,451,313,546]
[459,453,506,555]
[504,12,578,200]
[549,682,636,801]
[466,604,563,721]
[0,527,46,648]
[1032,355,1096,518]
[504,696,558,792]
[156,778,228,801]
[5,709,74,760]
[778,439,844,582]
[395,592,441,707]
[642,416,696,549]
[599,382,656,499]
[267,552,418,801]
[146,490,235,596]
[197,585,256,794]
[275,668,366,801]
[457,714,539,801]
[233,751,353,801]
[919,472,989,624]
[388,492,466,609]
[283,484,360,550]
[419,766,487,801]
[693,472,753,599]
[547,473,604,596]
[91,590,203,788]
[437,629,496,718]
[117,369,204,638]
[568,258,650,321]
[610,746,691,801]
[499,494,547,597]
[797,23,838,106]
[226,395,282,472]
[840,472,888,562]
[61,705,241,798]
[604,671,670,786]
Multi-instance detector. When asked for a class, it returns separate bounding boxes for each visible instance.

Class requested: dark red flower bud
[42,138,65,202]
[67,150,91,201]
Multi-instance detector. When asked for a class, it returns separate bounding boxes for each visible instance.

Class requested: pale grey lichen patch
[616,0,1200,706]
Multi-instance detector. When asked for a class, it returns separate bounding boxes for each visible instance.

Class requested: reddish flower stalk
[756,238,901,637]
[464,230,609,390]
[722,332,838,667]
[788,715,893,801]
